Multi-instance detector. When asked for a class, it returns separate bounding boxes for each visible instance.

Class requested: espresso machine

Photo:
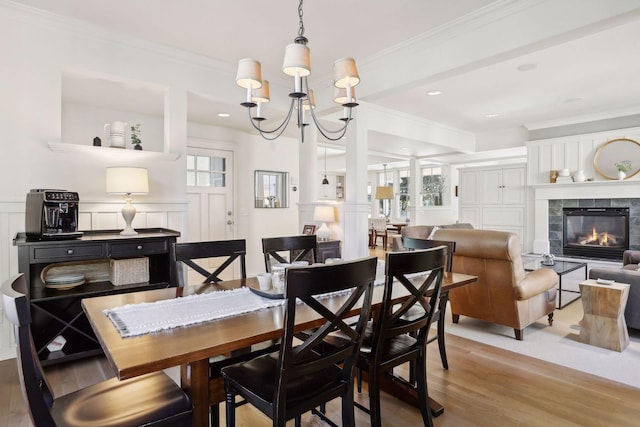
[25,189,83,239]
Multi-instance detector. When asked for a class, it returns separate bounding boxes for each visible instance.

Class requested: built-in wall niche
[61,70,166,153]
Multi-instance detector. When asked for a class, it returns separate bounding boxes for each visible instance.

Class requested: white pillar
[342,109,370,260]
[297,124,319,230]
[409,158,421,223]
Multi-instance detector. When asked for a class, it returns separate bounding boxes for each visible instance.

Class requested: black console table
[14,228,180,365]
[317,240,341,262]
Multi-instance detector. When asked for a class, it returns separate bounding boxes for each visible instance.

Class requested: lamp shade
[303,89,315,110]
[236,58,263,89]
[106,167,149,195]
[282,43,311,77]
[252,80,270,103]
[313,206,335,223]
[333,57,360,88]
[374,186,394,200]
[334,86,356,104]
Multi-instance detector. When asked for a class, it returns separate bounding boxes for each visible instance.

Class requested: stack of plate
[45,273,85,290]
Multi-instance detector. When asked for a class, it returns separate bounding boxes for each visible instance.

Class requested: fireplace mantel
[531,180,640,254]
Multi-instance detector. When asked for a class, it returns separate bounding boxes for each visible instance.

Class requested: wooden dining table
[82,271,477,427]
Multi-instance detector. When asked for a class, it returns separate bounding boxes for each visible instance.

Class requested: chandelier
[235,0,360,142]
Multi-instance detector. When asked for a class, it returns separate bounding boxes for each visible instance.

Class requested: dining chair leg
[437,319,449,370]
[356,367,362,393]
[342,390,356,427]
[210,404,220,427]
[415,355,434,427]
[225,387,236,427]
[295,415,301,427]
[368,369,383,427]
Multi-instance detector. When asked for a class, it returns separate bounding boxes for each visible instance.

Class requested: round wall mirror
[593,138,640,180]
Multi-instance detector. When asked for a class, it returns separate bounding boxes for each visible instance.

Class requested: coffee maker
[25,189,83,239]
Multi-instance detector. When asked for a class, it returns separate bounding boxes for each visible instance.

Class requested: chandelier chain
[298,0,305,39]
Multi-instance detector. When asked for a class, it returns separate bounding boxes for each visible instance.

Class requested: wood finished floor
[2,332,639,427]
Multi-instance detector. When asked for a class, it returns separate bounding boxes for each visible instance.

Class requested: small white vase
[618,170,626,180]
[573,170,586,182]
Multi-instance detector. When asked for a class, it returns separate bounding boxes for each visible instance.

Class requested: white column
[297,124,319,231]
[342,109,370,260]
[299,125,319,205]
[409,158,421,223]
[163,87,187,155]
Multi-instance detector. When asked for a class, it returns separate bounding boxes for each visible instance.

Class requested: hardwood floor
[2,332,639,427]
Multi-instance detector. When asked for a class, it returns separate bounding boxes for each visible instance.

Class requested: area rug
[440,299,640,389]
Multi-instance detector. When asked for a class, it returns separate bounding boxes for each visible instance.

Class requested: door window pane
[187,155,227,188]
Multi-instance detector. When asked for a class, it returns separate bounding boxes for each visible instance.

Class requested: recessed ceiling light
[400,146,409,150]
[217,112,231,118]
[517,63,537,72]
[484,113,499,118]
[427,90,442,96]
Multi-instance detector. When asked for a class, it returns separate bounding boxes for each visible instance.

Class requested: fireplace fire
[563,208,629,260]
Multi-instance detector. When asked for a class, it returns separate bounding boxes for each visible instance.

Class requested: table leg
[376,372,444,416]
[181,359,210,427]
[556,264,587,310]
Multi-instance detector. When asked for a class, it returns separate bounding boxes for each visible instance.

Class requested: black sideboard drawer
[32,244,105,262]
[110,239,168,257]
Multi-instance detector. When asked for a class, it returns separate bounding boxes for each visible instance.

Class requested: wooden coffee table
[578,279,630,352]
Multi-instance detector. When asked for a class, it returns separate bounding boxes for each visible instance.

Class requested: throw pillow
[427,226,440,240]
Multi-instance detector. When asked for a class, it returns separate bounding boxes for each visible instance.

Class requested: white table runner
[104,287,285,338]
[104,260,406,339]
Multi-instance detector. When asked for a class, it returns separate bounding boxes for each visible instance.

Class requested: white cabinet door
[459,170,482,205]
[481,169,503,205]
[502,167,526,205]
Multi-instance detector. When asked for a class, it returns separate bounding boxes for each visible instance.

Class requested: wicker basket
[109,257,149,286]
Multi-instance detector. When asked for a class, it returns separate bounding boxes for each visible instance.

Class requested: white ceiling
[17,0,640,168]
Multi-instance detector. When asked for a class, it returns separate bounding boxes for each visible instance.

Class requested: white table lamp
[314,206,335,241]
[106,167,149,235]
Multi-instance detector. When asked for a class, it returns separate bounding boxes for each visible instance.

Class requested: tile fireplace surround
[532,180,640,257]
[548,198,640,257]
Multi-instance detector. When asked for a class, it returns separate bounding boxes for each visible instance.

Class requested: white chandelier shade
[282,43,311,77]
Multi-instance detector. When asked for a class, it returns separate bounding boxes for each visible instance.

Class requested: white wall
[0,4,301,359]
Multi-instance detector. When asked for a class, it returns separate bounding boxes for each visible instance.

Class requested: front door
[186,146,236,282]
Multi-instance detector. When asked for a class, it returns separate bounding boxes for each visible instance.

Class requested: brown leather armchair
[433,228,558,340]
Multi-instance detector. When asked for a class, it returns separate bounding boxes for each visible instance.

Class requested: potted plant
[131,124,142,150]
[615,160,632,180]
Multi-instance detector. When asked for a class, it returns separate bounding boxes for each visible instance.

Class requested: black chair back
[360,248,445,427]
[2,274,56,427]
[376,248,445,354]
[262,235,317,272]
[402,237,456,272]
[173,239,247,286]
[222,256,377,426]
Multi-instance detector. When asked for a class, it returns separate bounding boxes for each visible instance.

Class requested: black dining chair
[221,256,378,427]
[2,273,193,427]
[173,239,278,427]
[173,239,247,286]
[402,237,456,370]
[355,247,445,427]
[262,235,317,272]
